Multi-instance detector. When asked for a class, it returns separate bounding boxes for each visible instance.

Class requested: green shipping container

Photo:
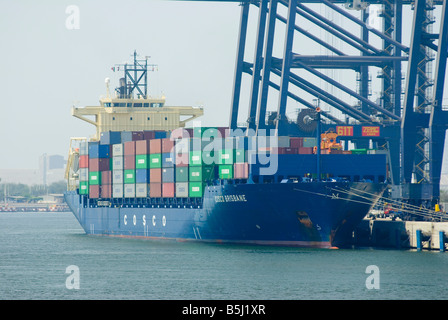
[189,182,204,197]
[175,167,189,182]
[218,149,234,165]
[234,149,246,163]
[136,154,149,169]
[89,171,101,185]
[193,127,218,139]
[219,165,233,179]
[189,151,203,166]
[124,169,136,184]
[189,166,215,182]
[149,154,162,168]
[79,181,89,194]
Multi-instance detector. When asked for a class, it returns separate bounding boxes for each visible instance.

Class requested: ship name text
[214,194,247,203]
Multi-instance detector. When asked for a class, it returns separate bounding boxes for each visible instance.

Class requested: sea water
[0,212,447,300]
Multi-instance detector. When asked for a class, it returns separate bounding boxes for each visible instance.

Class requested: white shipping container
[135,183,149,198]
[113,184,123,198]
[112,144,123,157]
[79,141,88,156]
[175,182,189,198]
[124,184,136,198]
[113,156,123,170]
[113,170,123,184]
[79,168,89,181]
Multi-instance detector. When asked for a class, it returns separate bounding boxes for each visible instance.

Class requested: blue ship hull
[65,181,384,248]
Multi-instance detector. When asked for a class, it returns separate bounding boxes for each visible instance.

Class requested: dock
[353,218,448,251]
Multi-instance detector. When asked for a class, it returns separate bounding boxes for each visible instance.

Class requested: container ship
[64,52,386,248]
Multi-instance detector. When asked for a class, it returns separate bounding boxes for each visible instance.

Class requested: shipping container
[175,167,189,182]
[143,130,155,140]
[89,185,100,199]
[175,182,189,198]
[124,169,136,184]
[234,163,249,179]
[101,184,112,198]
[136,169,150,183]
[290,137,303,149]
[154,131,167,139]
[124,141,136,156]
[132,131,144,141]
[79,181,89,195]
[79,155,89,168]
[149,139,162,154]
[135,140,150,155]
[234,149,246,163]
[175,152,189,167]
[79,168,89,181]
[121,131,133,143]
[162,153,174,167]
[189,151,203,166]
[150,168,162,183]
[89,158,110,172]
[112,144,123,157]
[162,183,175,198]
[162,168,175,183]
[149,153,162,168]
[112,156,124,170]
[79,141,88,156]
[124,184,136,198]
[112,184,123,198]
[149,183,162,197]
[174,138,190,154]
[135,183,149,198]
[303,137,317,148]
[124,155,136,170]
[89,171,101,185]
[171,128,191,139]
[100,131,121,145]
[135,154,149,169]
[189,182,204,197]
[113,170,123,184]
[219,165,233,179]
[277,136,291,148]
[161,138,175,153]
[298,147,314,154]
[276,147,299,154]
[101,171,112,185]
[218,149,234,165]
[189,166,215,182]
[89,143,110,159]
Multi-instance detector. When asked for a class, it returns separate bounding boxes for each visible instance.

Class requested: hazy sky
[0,0,446,170]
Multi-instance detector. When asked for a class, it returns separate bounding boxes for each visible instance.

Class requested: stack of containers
[161,138,175,197]
[88,141,110,198]
[149,138,162,197]
[135,139,150,197]
[99,132,119,198]
[78,141,89,195]
[124,141,136,198]
[173,128,190,198]
[112,143,124,198]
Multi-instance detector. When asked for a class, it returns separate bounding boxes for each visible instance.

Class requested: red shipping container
[161,138,175,153]
[101,171,112,185]
[149,183,162,197]
[277,147,299,154]
[100,184,112,198]
[162,183,175,198]
[298,147,313,154]
[124,155,136,169]
[79,155,89,168]
[89,185,100,199]
[124,141,136,155]
[89,158,110,172]
[132,131,144,141]
[150,168,162,183]
[290,137,303,149]
[135,140,150,155]
[175,153,189,167]
[234,163,249,179]
[149,139,161,154]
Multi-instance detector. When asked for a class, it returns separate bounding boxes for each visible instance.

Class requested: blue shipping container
[162,152,174,167]
[135,169,150,183]
[100,131,121,145]
[162,168,175,182]
[121,131,133,143]
[88,143,110,159]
